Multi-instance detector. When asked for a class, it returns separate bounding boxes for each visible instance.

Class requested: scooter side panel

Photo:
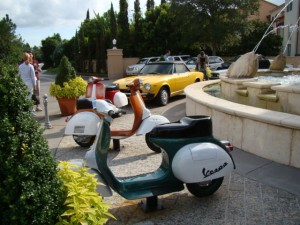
[136,115,170,135]
[172,143,234,183]
[65,112,100,135]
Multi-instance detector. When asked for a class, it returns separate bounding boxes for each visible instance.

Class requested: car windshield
[186,58,196,65]
[137,58,149,64]
[140,63,173,75]
[180,56,191,61]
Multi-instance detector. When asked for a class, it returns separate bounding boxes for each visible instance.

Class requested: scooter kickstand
[140,196,164,212]
[112,139,120,151]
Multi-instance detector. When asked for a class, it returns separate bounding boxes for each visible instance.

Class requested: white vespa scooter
[65,79,170,151]
[69,84,235,212]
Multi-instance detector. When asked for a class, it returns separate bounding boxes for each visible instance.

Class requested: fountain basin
[220,75,300,116]
[184,80,300,168]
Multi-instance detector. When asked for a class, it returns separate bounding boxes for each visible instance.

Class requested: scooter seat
[150,116,212,139]
[77,98,93,110]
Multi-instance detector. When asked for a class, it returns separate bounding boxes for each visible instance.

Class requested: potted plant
[50,56,87,115]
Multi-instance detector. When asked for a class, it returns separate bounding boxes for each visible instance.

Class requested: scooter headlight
[144,83,151,91]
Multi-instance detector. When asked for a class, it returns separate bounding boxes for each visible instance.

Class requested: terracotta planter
[57,97,77,116]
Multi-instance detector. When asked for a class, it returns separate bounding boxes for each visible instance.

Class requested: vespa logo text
[202,162,228,178]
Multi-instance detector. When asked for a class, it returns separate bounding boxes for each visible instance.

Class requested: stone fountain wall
[184,80,300,169]
[220,76,300,116]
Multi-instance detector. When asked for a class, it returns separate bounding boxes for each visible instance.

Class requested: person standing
[196,51,209,80]
[162,50,171,61]
[29,51,42,111]
[19,53,36,100]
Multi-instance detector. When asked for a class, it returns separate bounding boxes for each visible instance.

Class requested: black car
[221,55,270,69]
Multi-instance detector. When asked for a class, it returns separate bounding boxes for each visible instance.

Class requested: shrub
[57,161,115,225]
[55,55,76,86]
[0,68,66,225]
[49,55,87,99]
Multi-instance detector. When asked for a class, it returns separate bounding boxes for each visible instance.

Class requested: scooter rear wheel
[186,177,224,197]
[73,135,95,148]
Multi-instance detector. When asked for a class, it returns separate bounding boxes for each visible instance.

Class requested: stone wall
[184,80,300,169]
[222,56,300,68]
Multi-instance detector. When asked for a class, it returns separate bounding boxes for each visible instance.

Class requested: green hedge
[0,67,65,225]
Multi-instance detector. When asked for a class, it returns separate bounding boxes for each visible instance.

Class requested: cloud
[0,0,115,28]
[0,0,160,46]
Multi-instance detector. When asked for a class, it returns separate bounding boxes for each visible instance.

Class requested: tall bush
[55,55,76,86]
[0,67,65,225]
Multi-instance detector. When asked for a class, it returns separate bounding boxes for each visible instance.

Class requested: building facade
[252,0,300,56]
[283,0,300,56]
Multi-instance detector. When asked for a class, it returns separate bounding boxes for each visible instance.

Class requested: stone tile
[283,219,300,225]
[244,178,262,197]
[249,164,300,197]
[231,148,271,176]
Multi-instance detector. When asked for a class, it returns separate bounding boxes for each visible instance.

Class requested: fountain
[184,1,300,169]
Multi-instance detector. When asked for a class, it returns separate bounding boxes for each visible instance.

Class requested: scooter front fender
[65,112,101,135]
[136,115,170,135]
[172,142,235,183]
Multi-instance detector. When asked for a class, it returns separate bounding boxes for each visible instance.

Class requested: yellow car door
[173,63,192,93]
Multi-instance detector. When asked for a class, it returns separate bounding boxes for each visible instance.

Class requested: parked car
[126,57,160,75]
[221,55,271,69]
[185,56,224,71]
[220,55,240,69]
[170,55,191,62]
[208,56,225,70]
[114,61,204,106]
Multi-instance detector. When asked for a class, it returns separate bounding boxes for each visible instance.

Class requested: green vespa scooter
[71,79,235,212]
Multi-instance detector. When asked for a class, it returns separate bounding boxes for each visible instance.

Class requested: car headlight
[144,83,151,91]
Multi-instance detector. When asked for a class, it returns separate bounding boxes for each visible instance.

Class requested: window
[287,2,293,12]
[287,44,291,56]
[149,57,159,63]
[175,64,188,73]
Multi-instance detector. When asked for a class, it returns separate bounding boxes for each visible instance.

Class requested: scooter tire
[73,135,96,148]
[145,133,161,153]
[186,177,224,197]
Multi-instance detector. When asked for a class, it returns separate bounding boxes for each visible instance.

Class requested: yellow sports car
[114,61,204,106]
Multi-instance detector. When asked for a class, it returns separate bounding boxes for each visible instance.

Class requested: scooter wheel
[73,135,95,148]
[186,177,224,197]
[145,133,161,153]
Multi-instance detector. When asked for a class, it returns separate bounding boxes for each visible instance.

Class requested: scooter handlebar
[108,110,115,117]
[90,76,105,84]
[126,78,142,90]
[110,108,126,118]
[92,99,126,119]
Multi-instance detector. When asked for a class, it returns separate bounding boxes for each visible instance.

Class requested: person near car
[196,51,209,80]
[28,51,42,111]
[19,52,36,100]
[162,50,171,61]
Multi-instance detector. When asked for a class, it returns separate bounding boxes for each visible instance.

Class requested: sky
[0,0,285,47]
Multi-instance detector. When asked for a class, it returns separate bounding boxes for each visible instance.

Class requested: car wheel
[145,133,161,153]
[73,135,95,147]
[156,87,169,106]
[186,177,224,197]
